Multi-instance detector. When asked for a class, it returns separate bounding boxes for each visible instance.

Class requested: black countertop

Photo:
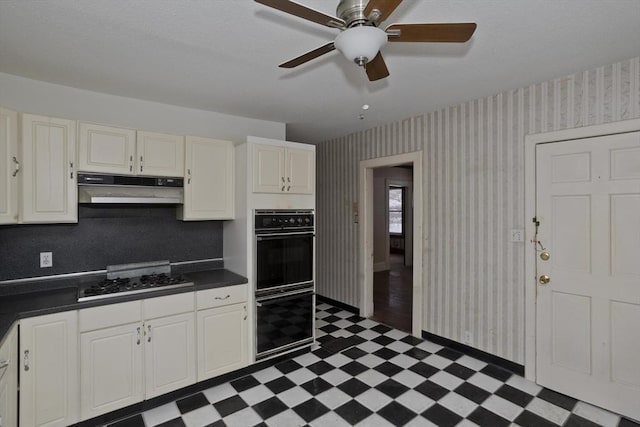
[0,268,247,343]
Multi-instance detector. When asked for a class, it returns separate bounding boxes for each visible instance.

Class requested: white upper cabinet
[78,122,136,175]
[286,147,315,194]
[253,144,285,193]
[178,136,234,221]
[136,131,184,177]
[252,144,314,194]
[20,114,77,223]
[0,108,18,224]
[79,123,184,177]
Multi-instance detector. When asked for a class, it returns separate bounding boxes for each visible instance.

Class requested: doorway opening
[359,151,423,337]
[371,169,413,332]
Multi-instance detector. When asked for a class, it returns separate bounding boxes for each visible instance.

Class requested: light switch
[511,229,525,243]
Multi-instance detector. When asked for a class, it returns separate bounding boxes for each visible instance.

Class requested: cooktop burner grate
[77,262,193,301]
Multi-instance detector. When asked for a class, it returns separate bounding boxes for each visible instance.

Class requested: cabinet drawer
[80,301,142,332]
[197,285,247,310]
[144,292,194,319]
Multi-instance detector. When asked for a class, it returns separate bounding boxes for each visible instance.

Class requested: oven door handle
[256,289,314,306]
[256,232,315,240]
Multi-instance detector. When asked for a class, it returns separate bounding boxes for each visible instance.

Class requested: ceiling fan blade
[365,52,390,81]
[386,23,477,42]
[255,0,345,28]
[279,42,336,68]
[363,0,403,23]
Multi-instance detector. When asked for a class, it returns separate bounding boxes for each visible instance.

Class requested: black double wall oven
[254,210,314,360]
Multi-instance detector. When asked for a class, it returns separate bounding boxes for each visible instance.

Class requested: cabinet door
[78,122,135,175]
[197,303,248,381]
[137,131,184,177]
[286,147,315,194]
[179,136,234,220]
[0,108,18,224]
[20,312,79,427]
[0,324,18,427]
[144,313,195,399]
[80,323,144,420]
[253,144,285,193]
[21,114,77,223]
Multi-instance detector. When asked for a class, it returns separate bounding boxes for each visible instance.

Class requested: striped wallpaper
[316,56,640,364]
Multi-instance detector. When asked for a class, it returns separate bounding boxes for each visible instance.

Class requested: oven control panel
[255,210,314,231]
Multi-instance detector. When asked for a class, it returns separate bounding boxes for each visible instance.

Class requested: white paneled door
[535,131,640,421]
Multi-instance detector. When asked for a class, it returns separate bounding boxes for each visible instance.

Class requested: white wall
[316,56,640,364]
[0,73,285,143]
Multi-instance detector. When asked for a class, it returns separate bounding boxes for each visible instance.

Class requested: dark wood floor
[371,253,412,333]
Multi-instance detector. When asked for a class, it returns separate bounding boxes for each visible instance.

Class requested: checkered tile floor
[108,303,639,427]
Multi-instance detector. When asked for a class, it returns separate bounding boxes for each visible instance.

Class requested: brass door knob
[540,251,550,261]
[539,275,550,285]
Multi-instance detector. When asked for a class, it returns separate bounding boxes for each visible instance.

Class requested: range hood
[78,173,184,204]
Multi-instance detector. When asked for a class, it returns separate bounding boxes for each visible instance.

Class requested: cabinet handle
[140,156,143,172]
[281,185,285,192]
[287,177,291,183]
[137,327,141,345]
[187,169,191,184]
[130,155,133,172]
[287,185,290,191]
[69,162,74,179]
[214,294,230,300]
[281,177,285,183]
[23,350,29,372]
[12,157,20,177]
[147,324,152,343]
[243,305,247,320]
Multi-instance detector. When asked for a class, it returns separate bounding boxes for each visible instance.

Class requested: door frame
[523,117,640,381]
[359,151,423,337]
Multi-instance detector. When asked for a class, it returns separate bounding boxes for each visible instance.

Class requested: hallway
[372,253,412,333]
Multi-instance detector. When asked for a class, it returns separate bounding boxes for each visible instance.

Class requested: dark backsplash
[0,205,223,281]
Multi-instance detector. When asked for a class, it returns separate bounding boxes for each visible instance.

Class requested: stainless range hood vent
[78,173,184,204]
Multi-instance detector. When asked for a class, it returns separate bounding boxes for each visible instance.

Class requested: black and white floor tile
[108,303,640,427]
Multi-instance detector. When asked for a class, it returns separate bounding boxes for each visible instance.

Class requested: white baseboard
[373,261,389,272]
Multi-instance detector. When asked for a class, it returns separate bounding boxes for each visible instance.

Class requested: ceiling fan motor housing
[336,0,374,27]
[335,0,387,65]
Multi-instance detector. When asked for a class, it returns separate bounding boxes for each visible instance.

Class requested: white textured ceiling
[1,1,639,143]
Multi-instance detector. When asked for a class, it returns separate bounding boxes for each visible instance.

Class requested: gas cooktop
[77,261,193,302]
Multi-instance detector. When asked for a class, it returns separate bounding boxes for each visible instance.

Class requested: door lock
[539,275,550,285]
[540,251,550,261]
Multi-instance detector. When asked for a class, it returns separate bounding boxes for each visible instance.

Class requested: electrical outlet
[40,252,53,268]
[463,330,473,345]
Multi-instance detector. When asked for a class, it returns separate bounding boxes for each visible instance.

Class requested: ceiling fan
[255,0,477,81]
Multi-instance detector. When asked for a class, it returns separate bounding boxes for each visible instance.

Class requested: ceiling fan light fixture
[334,26,387,66]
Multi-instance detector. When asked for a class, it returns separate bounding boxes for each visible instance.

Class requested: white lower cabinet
[144,312,196,399]
[196,285,248,381]
[12,286,248,424]
[0,324,18,427]
[19,311,79,427]
[80,322,144,420]
[79,294,196,420]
